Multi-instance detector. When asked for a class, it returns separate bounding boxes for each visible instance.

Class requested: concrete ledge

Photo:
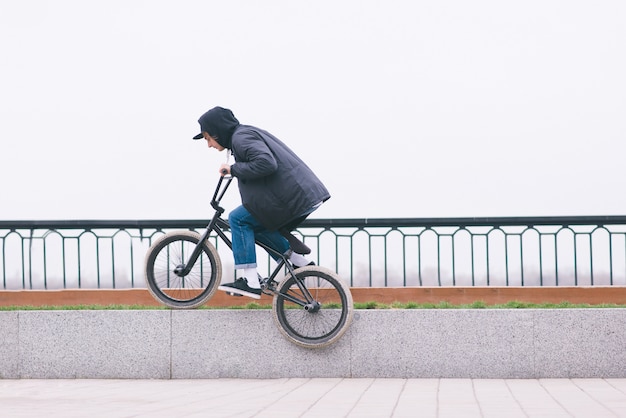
[1,309,625,379]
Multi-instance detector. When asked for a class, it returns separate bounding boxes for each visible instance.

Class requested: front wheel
[272,266,353,348]
[144,230,222,309]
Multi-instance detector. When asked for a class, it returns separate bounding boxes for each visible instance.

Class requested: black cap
[192,106,240,149]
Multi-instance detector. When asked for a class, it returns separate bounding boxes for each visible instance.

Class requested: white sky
[1,0,625,220]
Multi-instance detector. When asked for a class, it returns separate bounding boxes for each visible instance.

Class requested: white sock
[289,253,310,267]
[242,268,260,288]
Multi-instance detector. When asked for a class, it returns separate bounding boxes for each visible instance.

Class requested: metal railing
[2,216,626,290]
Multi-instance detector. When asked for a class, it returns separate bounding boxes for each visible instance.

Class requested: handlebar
[211,175,233,213]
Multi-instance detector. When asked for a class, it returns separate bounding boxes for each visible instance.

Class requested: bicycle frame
[177,176,317,308]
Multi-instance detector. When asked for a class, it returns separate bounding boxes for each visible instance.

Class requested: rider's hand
[219,164,231,176]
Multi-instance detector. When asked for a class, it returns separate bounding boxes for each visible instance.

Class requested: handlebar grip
[221,169,228,175]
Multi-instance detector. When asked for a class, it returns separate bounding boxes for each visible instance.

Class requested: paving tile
[1,378,625,417]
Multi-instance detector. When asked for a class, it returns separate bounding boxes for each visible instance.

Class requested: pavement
[1,378,626,417]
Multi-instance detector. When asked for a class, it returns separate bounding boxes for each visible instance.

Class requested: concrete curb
[1,309,625,379]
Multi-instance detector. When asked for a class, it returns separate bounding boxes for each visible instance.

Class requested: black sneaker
[218,278,262,299]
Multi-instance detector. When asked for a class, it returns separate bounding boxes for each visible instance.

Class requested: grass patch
[225,302,271,310]
[361,301,384,309]
[0,304,168,311]
[377,300,626,309]
[1,300,626,311]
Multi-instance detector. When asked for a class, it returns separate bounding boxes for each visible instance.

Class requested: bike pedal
[264,280,278,292]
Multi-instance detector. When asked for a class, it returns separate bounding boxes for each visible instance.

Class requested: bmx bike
[144,175,354,348]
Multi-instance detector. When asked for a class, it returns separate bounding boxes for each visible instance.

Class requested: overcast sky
[1,0,625,221]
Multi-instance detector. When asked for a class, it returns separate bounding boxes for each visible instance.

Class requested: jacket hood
[193,107,240,148]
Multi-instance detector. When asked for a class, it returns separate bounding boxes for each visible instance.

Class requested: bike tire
[144,230,222,309]
[272,265,353,348]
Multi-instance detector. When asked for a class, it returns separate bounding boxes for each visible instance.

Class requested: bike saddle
[280,230,311,255]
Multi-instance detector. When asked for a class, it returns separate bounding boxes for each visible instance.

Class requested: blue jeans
[228,205,290,269]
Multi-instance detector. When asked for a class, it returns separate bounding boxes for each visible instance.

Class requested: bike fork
[174,218,218,277]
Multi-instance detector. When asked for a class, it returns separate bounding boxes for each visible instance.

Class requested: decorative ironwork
[2,216,626,289]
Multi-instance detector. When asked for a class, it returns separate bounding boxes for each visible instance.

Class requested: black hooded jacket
[196,107,330,231]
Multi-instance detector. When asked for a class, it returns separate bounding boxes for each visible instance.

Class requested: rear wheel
[144,230,221,309]
[272,266,353,348]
